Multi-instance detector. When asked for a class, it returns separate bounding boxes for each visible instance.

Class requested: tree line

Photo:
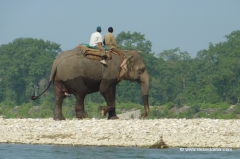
[0,30,240,109]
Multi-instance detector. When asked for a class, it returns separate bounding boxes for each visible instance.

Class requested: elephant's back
[53,49,124,81]
[50,50,78,79]
[55,51,103,80]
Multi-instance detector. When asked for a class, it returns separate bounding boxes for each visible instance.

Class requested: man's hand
[97,42,102,46]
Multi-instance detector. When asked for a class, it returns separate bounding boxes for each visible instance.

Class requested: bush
[177,109,194,119]
[17,103,32,118]
[166,102,175,109]
[201,103,229,110]
[192,103,201,113]
[0,101,239,119]
[197,112,207,118]
[233,104,240,114]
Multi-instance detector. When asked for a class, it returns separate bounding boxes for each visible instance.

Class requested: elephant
[31,46,149,120]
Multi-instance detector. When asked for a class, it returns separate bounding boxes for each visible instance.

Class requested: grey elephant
[31,46,149,120]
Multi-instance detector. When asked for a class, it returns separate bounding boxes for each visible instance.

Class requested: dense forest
[0,30,240,119]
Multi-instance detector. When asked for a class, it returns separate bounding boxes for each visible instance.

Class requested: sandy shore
[0,118,239,148]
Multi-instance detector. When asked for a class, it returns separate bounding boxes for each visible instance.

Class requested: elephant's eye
[138,67,145,74]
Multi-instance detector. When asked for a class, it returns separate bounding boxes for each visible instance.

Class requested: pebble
[0,118,239,148]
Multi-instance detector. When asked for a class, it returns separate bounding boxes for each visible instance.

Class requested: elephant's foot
[54,114,66,120]
[108,116,119,120]
[76,111,88,119]
[141,112,148,118]
[99,106,107,117]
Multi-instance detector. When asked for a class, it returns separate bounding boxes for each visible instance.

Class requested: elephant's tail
[31,59,58,100]
[31,80,53,100]
[31,51,73,100]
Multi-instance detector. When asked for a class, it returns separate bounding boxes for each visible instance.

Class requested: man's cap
[96,26,101,32]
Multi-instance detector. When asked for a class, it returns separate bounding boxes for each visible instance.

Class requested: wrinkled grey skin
[32,49,149,120]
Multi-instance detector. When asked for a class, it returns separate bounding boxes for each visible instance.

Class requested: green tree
[195,30,240,104]
[0,38,61,105]
[157,48,193,105]
[116,31,152,53]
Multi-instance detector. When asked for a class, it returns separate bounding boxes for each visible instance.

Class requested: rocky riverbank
[0,118,239,148]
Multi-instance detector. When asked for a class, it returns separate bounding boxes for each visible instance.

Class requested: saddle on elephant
[76,44,130,81]
[76,44,126,65]
[76,44,111,61]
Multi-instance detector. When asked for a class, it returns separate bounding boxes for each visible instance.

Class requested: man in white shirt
[89,26,107,64]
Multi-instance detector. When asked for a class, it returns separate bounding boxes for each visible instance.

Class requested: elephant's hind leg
[75,94,88,119]
[53,83,66,120]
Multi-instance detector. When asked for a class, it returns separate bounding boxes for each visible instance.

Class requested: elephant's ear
[118,56,133,81]
[120,55,133,67]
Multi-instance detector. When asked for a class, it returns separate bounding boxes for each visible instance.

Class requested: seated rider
[104,27,125,63]
[89,26,107,65]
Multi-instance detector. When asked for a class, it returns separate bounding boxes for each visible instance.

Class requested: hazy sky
[1,0,239,57]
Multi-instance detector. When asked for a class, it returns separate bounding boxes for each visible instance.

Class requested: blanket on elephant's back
[76,44,112,61]
[81,43,109,51]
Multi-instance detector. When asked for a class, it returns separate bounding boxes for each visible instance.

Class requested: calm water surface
[0,144,239,159]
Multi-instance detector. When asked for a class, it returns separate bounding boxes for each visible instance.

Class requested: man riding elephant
[90,26,107,65]
[104,27,125,63]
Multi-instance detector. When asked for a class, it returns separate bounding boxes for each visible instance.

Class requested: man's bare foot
[100,60,107,65]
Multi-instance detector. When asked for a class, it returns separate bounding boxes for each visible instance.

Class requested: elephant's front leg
[75,94,88,119]
[99,83,119,120]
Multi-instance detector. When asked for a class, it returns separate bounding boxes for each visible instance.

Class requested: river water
[0,144,239,159]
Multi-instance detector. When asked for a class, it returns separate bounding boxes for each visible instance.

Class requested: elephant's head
[122,51,149,118]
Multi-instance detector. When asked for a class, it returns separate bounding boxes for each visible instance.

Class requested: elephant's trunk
[139,70,150,118]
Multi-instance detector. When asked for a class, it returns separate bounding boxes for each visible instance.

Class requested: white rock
[0,118,240,148]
